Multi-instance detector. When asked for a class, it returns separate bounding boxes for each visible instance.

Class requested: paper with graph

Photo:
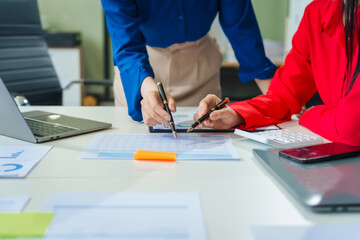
[0,146,52,178]
[39,192,207,240]
[80,133,240,161]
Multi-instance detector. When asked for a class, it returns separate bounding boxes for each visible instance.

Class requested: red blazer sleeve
[229,5,317,130]
[300,82,360,145]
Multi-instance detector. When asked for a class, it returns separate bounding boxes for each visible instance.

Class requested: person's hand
[140,77,176,126]
[295,105,307,119]
[193,94,244,129]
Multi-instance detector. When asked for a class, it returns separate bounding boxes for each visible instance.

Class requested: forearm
[140,76,157,98]
[119,68,154,122]
[229,94,292,130]
[300,101,360,146]
[254,78,272,94]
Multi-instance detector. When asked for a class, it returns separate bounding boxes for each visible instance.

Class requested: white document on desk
[80,133,240,161]
[251,225,360,240]
[0,145,52,178]
[0,196,30,212]
[40,192,207,240]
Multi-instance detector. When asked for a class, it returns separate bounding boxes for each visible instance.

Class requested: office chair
[0,0,112,106]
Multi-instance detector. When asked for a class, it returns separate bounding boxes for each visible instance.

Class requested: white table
[1,106,359,240]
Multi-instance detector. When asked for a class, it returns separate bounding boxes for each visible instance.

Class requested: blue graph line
[0,150,24,159]
[53,205,187,209]
[2,164,23,172]
[97,152,133,158]
[97,152,235,160]
[46,233,189,239]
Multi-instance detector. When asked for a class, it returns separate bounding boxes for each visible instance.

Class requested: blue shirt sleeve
[101,0,154,121]
[219,0,276,83]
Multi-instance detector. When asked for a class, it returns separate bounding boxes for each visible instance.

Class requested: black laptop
[253,148,360,212]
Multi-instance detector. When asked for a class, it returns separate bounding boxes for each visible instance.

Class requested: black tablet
[149,126,234,133]
[148,109,234,133]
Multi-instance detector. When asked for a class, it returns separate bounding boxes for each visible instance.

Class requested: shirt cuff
[238,59,276,83]
[120,66,155,122]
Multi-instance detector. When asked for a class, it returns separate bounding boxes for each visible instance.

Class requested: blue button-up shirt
[102,0,276,121]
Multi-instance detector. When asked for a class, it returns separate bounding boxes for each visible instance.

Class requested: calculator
[234,129,323,148]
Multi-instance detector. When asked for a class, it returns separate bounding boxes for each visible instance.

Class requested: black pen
[157,82,177,138]
[187,97,230,133]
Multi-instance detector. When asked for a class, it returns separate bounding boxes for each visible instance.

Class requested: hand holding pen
[189,94,244,131]
[140,77,176,127]
[157,82,177,138]
[187,97,230,132]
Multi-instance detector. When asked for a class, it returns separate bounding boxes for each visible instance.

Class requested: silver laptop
[0,78,112,143]
[253,148,360,212]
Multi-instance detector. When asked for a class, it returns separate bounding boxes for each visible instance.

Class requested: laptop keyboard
[25,118,79,137]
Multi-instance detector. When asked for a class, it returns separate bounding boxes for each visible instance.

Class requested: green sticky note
[0,212,54,238]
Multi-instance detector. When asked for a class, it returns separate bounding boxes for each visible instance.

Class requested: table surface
[1,106,359,240]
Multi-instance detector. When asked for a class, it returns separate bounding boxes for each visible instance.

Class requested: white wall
[285,0,312,53]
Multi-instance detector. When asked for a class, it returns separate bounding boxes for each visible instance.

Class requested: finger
[194,95,220,120]
[198,121,208,129]
[205,120,214,128]
[149,105,170,126]
[142,95,170,125]
[196,122,205,129]
[142,108,161,126]
[167,93,177,112]
[209,108,231,121]
[198,94,218,111]
[149,94,172,123]
[193,119,210,130]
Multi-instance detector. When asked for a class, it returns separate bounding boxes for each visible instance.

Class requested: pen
[187,97,230,133]
[157,82,177,138]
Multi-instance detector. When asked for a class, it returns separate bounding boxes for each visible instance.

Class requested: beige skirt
[113,34,223,107]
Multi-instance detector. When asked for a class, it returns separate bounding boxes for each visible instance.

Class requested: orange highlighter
[134,150,176,162]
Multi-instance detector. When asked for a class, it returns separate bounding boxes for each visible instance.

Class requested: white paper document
[0,145,52,178]
[40,192,207,240]
[251,225,360,240]
[0,196,30,212]
[80,133,240,161]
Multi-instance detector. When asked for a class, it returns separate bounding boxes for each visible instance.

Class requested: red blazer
[230,0,360,146]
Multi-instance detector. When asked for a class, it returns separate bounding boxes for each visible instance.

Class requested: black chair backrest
[0,0,62,105]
